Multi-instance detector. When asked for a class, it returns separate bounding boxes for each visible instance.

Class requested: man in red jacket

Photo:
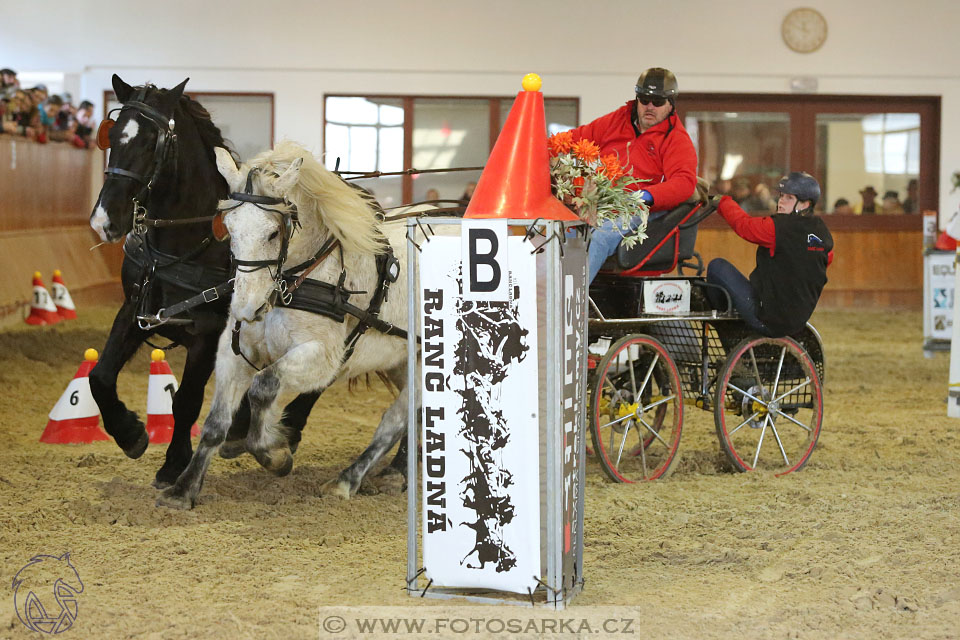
[707,172,834,337]
[567,67,698,282]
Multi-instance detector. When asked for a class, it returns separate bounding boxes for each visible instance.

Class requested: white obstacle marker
[407,218,588,608]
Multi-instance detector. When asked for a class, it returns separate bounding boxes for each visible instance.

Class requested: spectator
[424,188,440,201]
[881,190,904,214]
[1,89,38,139]
[902,178,919,214]
[740,182,777,212]
[458,181,477,207]
[855,185,878,214]
[74,100,96,145]
[832,198,853,214]
[1,68,19,100]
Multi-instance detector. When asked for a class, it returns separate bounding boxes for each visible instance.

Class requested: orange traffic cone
[25,272,61,325]
[41,349,109,444]
[51,270,77,320]
[146,349,199,443]
[465,73,577,222]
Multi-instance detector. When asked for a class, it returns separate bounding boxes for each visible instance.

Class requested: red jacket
[717,196,834,265]
[567,101,698,212]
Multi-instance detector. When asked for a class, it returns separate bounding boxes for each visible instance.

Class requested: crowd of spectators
[1,68,95,148]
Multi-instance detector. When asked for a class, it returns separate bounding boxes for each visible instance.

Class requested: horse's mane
[142,84,234,162]
[249,140,385,256]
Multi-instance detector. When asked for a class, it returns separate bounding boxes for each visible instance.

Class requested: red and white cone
[51,270,77,320]
[146,349,199,443]
[41,349,109,444]
[25,271,61,325]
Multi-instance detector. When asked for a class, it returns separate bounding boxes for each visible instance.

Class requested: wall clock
[782,8,828,53]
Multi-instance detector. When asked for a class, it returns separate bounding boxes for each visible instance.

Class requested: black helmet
[635,67,679,101]
[777,171,820,211]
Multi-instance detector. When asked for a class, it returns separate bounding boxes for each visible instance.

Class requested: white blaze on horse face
[119,119,139,145]
[90,202,111,242]
[227,206,284,323]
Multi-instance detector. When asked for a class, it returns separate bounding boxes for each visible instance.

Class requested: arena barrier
[406,218,587,608]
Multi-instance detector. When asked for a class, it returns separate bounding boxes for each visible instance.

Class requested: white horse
[157,141,413,509]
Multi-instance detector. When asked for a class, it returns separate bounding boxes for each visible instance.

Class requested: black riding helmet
[777,171,821,214]
[635,67,679,110]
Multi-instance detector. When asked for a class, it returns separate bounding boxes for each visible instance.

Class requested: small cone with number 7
[146,349,199,443]
[41,349,109,443]
[25,272,61,325]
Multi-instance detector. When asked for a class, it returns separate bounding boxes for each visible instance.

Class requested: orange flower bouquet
[548,132,650,248]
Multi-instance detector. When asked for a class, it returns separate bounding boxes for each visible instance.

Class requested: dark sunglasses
[638,96,667,108]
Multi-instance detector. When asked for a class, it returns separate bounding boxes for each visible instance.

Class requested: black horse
[88,75,321,488]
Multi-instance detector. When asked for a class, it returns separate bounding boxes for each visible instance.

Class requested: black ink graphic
[453,280,529,573]
[12,553,83,634]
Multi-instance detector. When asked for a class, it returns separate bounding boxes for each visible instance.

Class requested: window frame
[323,93,580,204]
[678,93,940,225]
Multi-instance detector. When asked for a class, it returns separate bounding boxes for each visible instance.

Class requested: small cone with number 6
[41,349,108,443]
[25,272,61,325]
[146,349,199,443]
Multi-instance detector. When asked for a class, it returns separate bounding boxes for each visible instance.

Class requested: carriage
[583,197,825,483]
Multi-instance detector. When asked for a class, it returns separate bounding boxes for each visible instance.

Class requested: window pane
[324,97,404,174]
[685,111,790,212]
[411,98,488,203]
[816,113,920,214]
[499,98,578,136]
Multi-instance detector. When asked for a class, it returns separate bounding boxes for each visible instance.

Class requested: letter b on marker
[463,220,509,301]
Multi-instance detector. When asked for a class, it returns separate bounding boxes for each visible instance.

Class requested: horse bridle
[218,168,303,309]
[100,85,179,235]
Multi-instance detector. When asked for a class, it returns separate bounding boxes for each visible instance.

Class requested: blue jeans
[706,258,772,336]
[587,215,647,283]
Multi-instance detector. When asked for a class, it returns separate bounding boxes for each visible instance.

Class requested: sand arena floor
[1,306,958,639]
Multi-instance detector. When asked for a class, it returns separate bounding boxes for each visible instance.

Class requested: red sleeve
[567,109,620,148]
[827,250,834,267]
[645,123,698,211]
[717,196,776,250]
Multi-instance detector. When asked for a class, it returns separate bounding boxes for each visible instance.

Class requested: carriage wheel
[590,334,683,483]
[714,337,822,475]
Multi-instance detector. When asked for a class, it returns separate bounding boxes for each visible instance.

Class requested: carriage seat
[599,196,718,277]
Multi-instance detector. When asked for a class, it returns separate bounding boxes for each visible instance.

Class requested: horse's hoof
[156,488,195,510]
[253,447,293,477]
[375,470,406,495]
[121,428,149,460]
[153,462,186,490]
[151,477,173,490]
[219,439,247,459]
[320,478,351,499]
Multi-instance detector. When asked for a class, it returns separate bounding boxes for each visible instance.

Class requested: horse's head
[215,147,304,323]
[89,74,187,242]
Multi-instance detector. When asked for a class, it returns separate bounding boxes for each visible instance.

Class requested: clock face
[782,8,828,53]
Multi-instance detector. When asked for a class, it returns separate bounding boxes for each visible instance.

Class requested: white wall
[3,0,959,216]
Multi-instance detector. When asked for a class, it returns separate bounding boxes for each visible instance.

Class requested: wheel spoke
[614,420,632,469]
[598,412,634,431]
[769,417,791,465]
[751,414,769,468]
[642,393,676,413]
[638,420,649,478]
[729,411,762,436]
[749,347,762,389]
[727,382,769,408]
[772,408,812,432]
[771,346,786,399]
[637,352,660,401]
[636,416,669,448]
[627,350,638,399]
[771,378,811,405]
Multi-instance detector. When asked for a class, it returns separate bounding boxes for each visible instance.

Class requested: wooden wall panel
[0,136,93,231]
[0,136,113,317]
[693,227,923,310]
